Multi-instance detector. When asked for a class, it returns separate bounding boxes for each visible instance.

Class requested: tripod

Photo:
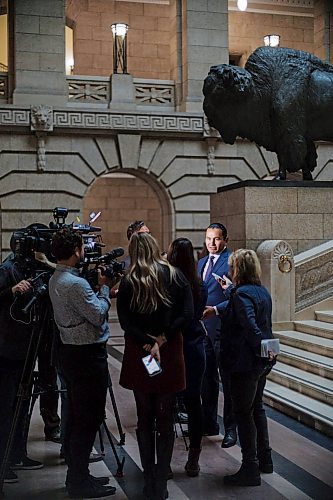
[0,287,50,495]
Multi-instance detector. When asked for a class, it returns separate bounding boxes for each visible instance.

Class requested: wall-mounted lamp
[237,0,248,11]
[264,34,280,47]
[66,57,74,75]
[111,23,128,74]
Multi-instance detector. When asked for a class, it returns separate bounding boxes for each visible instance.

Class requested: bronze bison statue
[203,47,333,180]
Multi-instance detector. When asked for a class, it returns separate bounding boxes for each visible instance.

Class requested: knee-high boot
[136,429,156,499]
[155,431,174,500]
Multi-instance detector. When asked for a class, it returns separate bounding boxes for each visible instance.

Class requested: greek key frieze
[53,111,203,133]
[0,109,30,126]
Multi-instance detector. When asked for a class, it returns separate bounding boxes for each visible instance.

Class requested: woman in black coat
[117,232,193,500]
[167,238,207,477]
[204,249,275,487]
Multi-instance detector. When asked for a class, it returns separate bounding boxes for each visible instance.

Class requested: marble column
[170,0,229,112]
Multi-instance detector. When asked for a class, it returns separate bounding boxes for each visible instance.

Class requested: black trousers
[59,343,108,485]
[230,368,270,464]
[38,342,60,436]
[201,336,236,433]
[133,391,175,434]
[183,395,203,449]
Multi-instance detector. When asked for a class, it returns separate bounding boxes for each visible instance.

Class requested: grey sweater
[49,264,110,345]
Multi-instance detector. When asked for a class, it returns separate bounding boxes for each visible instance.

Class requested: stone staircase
[264,310,333,437]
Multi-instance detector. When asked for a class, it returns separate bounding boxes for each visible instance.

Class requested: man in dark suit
[198,223,237,447]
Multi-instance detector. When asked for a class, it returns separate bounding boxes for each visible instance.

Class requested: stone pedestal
[257,240,295,323]
[210,180,333,254]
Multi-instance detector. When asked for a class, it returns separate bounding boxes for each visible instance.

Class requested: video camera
[80,247,125,288]
[10,207,125,288]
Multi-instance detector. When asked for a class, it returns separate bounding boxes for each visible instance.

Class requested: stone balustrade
[0,73,8,101]
[67,75,175,109]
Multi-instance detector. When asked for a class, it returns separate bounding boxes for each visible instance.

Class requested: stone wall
[0,122,332,260]
[65,1,316,80]
[66,0,171,79]
[314,0,333,63]
[83,172,162,253]
[229,11,314,65]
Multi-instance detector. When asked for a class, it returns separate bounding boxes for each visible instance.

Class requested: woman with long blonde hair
[117,232,193,500]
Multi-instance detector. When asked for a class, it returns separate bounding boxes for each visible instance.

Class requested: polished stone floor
[2,323,333,499]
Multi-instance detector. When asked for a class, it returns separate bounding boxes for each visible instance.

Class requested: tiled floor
[2,325,333,499]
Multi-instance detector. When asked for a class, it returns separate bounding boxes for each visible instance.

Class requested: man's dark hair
[127,220,145,241]
[207,222,228,239]
[51,228,82,260]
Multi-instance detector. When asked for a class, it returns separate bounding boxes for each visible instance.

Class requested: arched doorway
[83,170,172,255]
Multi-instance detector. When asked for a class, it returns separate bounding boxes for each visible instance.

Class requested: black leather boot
[155,431,175,500]
[258,450,273,473]
[224,462,261,486]
[136,429,156,499]
[185,448,201,477]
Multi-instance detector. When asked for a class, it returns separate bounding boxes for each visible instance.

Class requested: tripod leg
[98,427,105,456]
[101,420,125,477]
[107,371,125,445]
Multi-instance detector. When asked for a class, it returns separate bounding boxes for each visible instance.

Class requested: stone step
[278,344,333,380]
[268,362,333,406]
[316,310,333,325]
[294,320,333,340]
[264,379,333,438]
[274,330,333,358]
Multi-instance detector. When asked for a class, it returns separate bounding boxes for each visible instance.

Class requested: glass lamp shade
[111,23,128,38]
[237,0,248,11]
[264,34,280,47]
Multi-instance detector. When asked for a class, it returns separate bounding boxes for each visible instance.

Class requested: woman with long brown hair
[167,238,207,477]
[117,232,193,500]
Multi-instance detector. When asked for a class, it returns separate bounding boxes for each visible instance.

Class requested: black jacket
[0,257,33,360]
[216,284,273,373]
[117,265,194,347]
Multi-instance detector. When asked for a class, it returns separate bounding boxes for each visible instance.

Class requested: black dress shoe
[221,429,237,448]
[45,428,61,443]
[89,474,110,485]
[67,478,116,498]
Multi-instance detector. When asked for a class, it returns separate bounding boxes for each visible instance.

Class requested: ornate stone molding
[272,240,294,273]
[295,243,333,311]
[0,108,30,126]
[30,106,53,172]
[257,240,295,322]
[30,105,53,132]
[0,106,204,135]
[53,110,203,133]
[203,114,220,175]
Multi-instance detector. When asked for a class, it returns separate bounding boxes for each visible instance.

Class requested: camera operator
[0,254,43,484]
[48,228,116,499]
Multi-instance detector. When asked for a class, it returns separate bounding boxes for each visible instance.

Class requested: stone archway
[83,169,173,254]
